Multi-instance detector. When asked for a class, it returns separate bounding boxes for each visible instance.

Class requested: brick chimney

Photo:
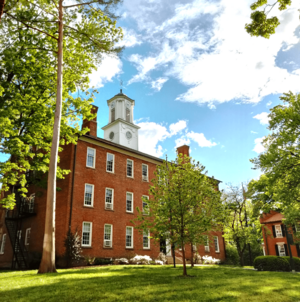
[82,105,98,137]
[176,145,190,157]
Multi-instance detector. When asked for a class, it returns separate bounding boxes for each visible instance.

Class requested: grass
[1,265,300,302]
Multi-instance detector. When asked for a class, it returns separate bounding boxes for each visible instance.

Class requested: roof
[260,211,284,224]
[106,90,135,104]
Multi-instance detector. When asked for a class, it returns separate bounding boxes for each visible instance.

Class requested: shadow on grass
[1,266,300,302]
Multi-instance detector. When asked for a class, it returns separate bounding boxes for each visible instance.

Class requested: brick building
[260,210,300,257]
[0,90,226,269]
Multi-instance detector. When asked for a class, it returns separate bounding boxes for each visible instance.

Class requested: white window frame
[126,226,133,248]
[126,192,134,213]
[295,223,300,233]
[142,195,149,215]
[143,230,150,249]
[86,147,96,168]
[277,243,286,256]
[275,225,283,238]
[84,184,94,207]
[82,222,92,247]
[214,236,220,253]
[104,224,113,248]
[25,228,31,246]
[142,164,148,182]
[126,159,134,178]
[106,153,115,173]
[0,234,6,254]
[204,236,210,252]
[105,188,114,210]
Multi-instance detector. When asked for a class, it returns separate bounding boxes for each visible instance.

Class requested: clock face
[109,132,114,140]
[126,131,132,139]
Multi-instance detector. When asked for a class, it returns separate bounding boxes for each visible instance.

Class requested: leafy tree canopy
[0,0,123,208]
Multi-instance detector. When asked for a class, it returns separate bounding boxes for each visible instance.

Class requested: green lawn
[0,265,300,302]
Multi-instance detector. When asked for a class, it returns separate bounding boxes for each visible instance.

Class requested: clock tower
[102,90,140,150]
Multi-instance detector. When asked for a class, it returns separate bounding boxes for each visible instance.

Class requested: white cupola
[102,90,140,150]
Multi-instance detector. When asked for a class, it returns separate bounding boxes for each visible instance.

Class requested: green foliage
[0,0,123,208]
[254,256,290,271]
[249,93,300,226]
[224,244,240,265]
[64,229,82,268]
[246,0,292,38]
[94,258,113,265]
[282,256,300,271]
[133,153,223,275]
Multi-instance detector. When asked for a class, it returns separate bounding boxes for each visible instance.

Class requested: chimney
[176,145,190,157]
[82,105,98,137]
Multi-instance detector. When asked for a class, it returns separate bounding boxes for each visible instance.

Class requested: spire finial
[120,79,123,93]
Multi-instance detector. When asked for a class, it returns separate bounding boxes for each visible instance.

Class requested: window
[278,244,286,256]
[84,184,94,207]
[126,108,130,122]
[275,225,283,237]
[82,222,92,247]
[86,147,95,168]
[105,188,114,210]
[204,236,210,252]
[106,153,114,173]
[142,164,148,181]
[111,108,115,122]
[214,236,220,253]
[126,226,133,248]
[28,196,35,213]
[25,228,31,245]
[0,234,6,254]
[143,230,150,249]
[126,192,133,213]
[142,195,149,215]
[104,224,112,247]
[295,223,300,233]
[15,230,22,252]
[127,159,133,178]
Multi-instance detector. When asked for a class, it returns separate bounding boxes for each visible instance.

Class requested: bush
[94,258,112,265]
[129,255,152,265]
[282,256,300,272]
[254,256,290,272]
[64,229,82,268]
[224,244,240,265]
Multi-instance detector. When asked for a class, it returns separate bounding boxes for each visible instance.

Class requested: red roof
[260,211,284,224]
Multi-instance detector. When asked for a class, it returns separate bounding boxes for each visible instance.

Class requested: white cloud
[186,131,217,147]
[151,77,168,91]
[175,137,191,148]
[117,28,142,48]
[89,54,122,88]
[251,131,258,134]
[208,103,216,110]
[266,101,272,107]
[169,120,187,136]
[253,112,270,125]
[253,137,265,154]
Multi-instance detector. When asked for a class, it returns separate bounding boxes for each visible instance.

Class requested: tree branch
[63,1,102,8]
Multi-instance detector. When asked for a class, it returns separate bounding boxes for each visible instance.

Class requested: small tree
[134,154,222,276]
[64,229,82,268]
[222,184,261,266]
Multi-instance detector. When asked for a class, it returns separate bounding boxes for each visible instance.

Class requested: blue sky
[89,0,300,190]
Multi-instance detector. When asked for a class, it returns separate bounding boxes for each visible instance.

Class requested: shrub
[282,256,300,272]
[129,255,152,265]
[224,244,239,265]
[156,252,168,264]
[113,258,129,265]
[94,258,112,265]
[202,256,221,264]
[254,256,290,272]
[64,229,82,268]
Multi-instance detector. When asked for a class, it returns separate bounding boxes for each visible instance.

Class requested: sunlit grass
[0,265,300,302]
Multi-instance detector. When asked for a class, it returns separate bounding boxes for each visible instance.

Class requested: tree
[64,228,82,268]
[0,0,5,21]
[1,0,123,273]
[134,154,222,276]
[248,92,300,225]
[245,0,293,38]
[222,184,261,267]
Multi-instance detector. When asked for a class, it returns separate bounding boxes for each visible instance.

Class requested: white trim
[263,247,266,256]
[126,226,134,248]
[126,159,134,178]
[25,228,31,245]
[104,224,113,247]
[142,164,148,182]
[105,188,114,210]
[214,236,220,253]
[106,153,115,173]
[86,147,96,168]
[142,195,149,215]
[82,221,92,247]
[0,234,6,254]
[143,230,150,249]
[277,243,286,256]
[84,183,94,207]
[275,224,283,238]
[204,236,210,252]
[126,192,134,213]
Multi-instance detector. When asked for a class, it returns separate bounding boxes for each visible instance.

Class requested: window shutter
[284,244,288,256]
[275,245,279,256]
[296,244,300,257]
[272,225,276,238]
[281,225,286,237]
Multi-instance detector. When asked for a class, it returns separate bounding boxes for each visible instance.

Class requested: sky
[89,0,300,190]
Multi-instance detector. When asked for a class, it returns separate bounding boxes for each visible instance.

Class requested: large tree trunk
[0,0,5,21]
[172,243,176,268]
[38,0,63,274]
[190,243,194,267]
[236,240,246,267]
[181,240,187,276]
